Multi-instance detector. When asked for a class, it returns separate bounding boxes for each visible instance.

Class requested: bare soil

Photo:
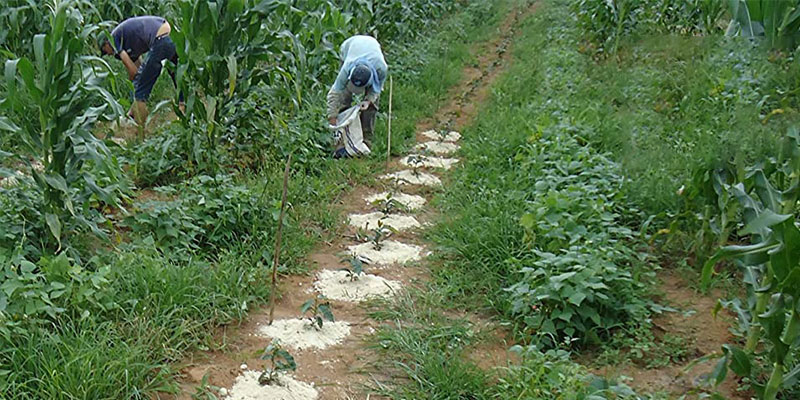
[594,269,748,399]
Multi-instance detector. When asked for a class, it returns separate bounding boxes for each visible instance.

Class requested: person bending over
[99,16,182,125]
[327,35,388,152]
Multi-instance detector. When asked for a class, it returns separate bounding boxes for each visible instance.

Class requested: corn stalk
[702,128,800,399]
[0,0,125,251]
[726,0,800,48]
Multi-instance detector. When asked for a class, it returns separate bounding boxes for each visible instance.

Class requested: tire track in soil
[172,3,539,399]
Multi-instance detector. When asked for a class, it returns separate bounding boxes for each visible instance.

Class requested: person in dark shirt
[98,16,181,125]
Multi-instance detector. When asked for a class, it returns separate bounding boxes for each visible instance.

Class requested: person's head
[349,63,372,88]
[97,36,113,57]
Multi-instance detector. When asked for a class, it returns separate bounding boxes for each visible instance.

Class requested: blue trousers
[133,35,181,102]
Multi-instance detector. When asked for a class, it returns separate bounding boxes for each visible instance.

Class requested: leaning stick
[268,153,292,326]
[387,75,393,165]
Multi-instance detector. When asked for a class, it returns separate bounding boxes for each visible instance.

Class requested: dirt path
[594,269,746,399]
[172,3,537,399]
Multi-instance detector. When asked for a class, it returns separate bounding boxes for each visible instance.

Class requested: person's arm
[327,64,351,124]
[327,87,347,125]
[119,50,139,81]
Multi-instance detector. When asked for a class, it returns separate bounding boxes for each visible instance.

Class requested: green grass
[392,0,800,397]
[366,289,647,399]
[426,0,655,347]
[539,4,800,215]
[0,1,521,398]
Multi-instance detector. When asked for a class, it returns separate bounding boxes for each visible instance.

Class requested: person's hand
[178,102,186,114]
[360,101,371,111]
[328,116,337,126]
[129,71,138,81]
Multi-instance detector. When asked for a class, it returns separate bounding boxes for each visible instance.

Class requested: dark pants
[134,35,180,102]
[360,103,377,143]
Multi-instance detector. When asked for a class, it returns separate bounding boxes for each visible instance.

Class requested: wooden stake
[387,76,393,165]
[268,153,292,326]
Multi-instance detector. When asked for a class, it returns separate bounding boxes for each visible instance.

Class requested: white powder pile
[348,212,421,232]
[347,240,423,265]
[258,319,351,351]
[224,370,318,400]
[401,155,460,170]
[414,141,460,154]
[380,170,442,187]
[420,130,461,142]
[314,269,402,302]
[365,192,427,210]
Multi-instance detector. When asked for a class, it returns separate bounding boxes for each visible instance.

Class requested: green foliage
[1,0,127,251]
[90,0,178,23]
[504,130,653,348]
[495,345,646,399]
[368,290,648,399]
[339,253,365,281]
[123,174,281,257]
[574,0,726,54]
[0,1,507,398]
[726,0,800,49]
[429,3,655,349]
[0,321,174,398]
[120,124,192,187]
[574,0,640,55]
[171,0,280,173]
[0,253,114,335]
[0,183,47,259]
[596,321,693,369]
[0,0,50,60]
[259,341,296,385]
[700,128,800,400]
[300,295,334,330]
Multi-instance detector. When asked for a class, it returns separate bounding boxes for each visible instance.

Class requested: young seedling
[406,154,426,177]
[339,253,369,281]
[301,296,335,331]
[373,192,408,216]
[190,374,221,400]
[368,219,395,251]
[258,341,296,386]
[389,176,411,194]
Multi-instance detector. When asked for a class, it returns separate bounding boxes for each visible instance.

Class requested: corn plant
[258,341,296,386]
[88,0,178,23]
[726,0,800,48]
[0,0,125,250]
[0,0,51,60]
[171,0,284,173]
[702,128,800,400]
[300,295,334,331]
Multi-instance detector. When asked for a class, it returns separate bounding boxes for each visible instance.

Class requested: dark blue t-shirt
[111,16,166,61]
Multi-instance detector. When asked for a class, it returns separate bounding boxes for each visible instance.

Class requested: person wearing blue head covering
[327,35,388,148]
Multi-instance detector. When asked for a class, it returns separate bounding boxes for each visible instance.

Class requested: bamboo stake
[268,153,292,326]
[387,76,393,165]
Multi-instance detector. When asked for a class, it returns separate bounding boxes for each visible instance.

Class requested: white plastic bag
[329,105,371,157]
